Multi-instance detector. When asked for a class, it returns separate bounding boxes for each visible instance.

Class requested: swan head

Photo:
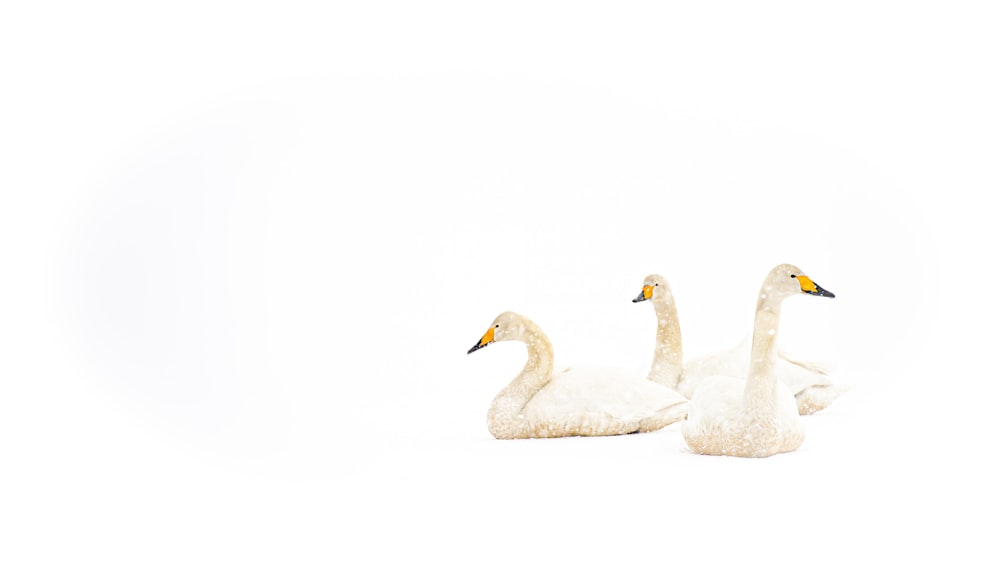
[632,274,670,303]
[467,311,526,354]
[765,264,835,300]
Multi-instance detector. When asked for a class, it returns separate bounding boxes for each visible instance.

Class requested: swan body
[467,311,689,439]
[634,273,846,414]
[681,264,835,457]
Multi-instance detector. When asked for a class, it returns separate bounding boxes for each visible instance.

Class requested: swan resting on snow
[467,311,689,439]
[681,264,835,457]
[633,273,846,414]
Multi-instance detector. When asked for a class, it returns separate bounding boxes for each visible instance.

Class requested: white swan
[631,274,685,389]
[633,273,847,414]
[680,264,835,457]
[467,311,689,439]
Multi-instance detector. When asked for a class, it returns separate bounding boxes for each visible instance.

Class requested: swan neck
[648,296,683,388]
[745,298,781,407]
[487,319,553,438]
[521,322,554,377]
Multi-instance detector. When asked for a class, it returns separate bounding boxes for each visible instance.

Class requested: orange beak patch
[467,326,496,354]
[480,327,495,347]
[795,275,835,298]
[796,275,819,293]
[633,285,653,303]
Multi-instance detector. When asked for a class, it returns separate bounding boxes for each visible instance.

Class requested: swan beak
[632,285,653,303]
[796,275,836,298]
[467,326,496,354]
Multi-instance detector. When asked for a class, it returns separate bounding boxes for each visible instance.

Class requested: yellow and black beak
[793,275,835,298]
[632,285,654,303]
[467,326,496,354]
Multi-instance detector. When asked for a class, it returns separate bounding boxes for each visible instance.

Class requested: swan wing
[681,340,749,397]
[526,365,687,423]
[685,337,840,399]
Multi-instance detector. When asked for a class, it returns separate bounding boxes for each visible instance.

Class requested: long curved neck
[647,294,683,388]
[487,319,553,439]
[745,296,782,411]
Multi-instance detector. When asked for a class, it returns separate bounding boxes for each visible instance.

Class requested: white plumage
[680,264,835,457]
[634,272,847,414]
[468,311,688,439]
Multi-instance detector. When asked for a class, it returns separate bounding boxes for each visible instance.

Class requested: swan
[467,311,689,439]
[633,273,847,414]
[680,264,835,457]
[631,274,685,390]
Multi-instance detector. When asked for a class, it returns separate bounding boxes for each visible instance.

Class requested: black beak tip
[807,285,835,298]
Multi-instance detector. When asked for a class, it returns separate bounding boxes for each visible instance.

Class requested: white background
[2,2,997,561]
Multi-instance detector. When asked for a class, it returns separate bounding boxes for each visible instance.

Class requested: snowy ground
[2,3,998,561]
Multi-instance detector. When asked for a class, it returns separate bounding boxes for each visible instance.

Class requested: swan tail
[638,402,689,432]
[777,349,834,376]
[795,384,850,415]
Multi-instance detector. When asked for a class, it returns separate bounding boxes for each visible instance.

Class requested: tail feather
[795,384,850,415]
[778,349,834,376]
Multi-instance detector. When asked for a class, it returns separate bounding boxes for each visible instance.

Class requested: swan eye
[495,324,499,328]
[790,274,796,278]
[655,283,659,286]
